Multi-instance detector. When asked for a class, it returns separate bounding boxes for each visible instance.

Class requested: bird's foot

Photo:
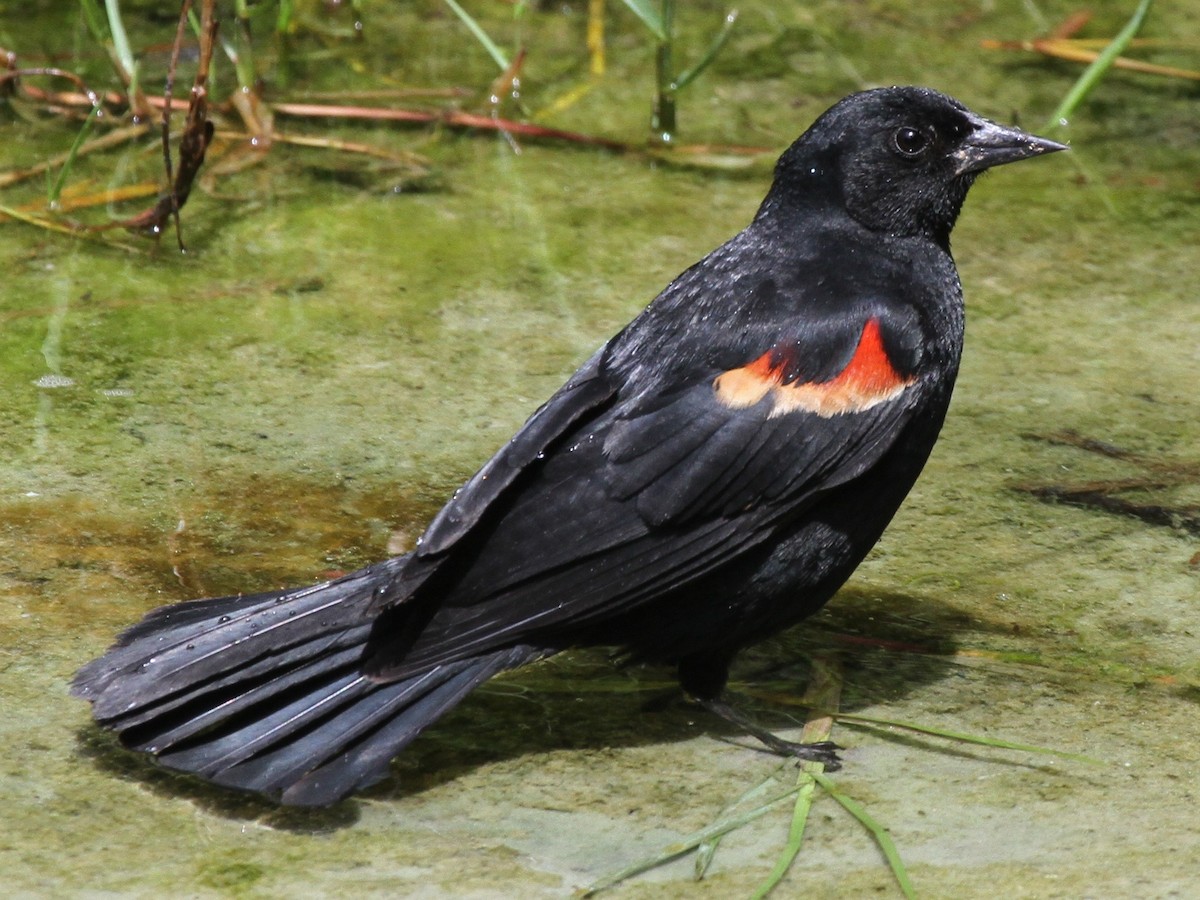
[752,733,843,770]
[695,695,843,771]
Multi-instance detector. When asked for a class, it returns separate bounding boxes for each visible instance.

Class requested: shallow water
[2,2,1198,897]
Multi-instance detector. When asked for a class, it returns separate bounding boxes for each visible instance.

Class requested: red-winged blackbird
[73,87,1066,807]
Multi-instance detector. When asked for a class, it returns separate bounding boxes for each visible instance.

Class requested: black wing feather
[364,312,927,677]
[415,346,616,558]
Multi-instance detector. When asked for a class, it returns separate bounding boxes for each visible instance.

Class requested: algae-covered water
[1,2,1198,897]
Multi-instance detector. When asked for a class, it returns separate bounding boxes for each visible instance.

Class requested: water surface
[1,2,1198,897]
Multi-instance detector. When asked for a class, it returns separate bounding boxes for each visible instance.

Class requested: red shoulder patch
[713,318,913,418]
[711,348,786,409]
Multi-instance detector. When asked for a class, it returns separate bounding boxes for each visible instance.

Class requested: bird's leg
[695,694,843,770]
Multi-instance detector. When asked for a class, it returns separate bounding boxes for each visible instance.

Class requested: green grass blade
[749,772,816,899]
[103,0,137,79]
[618,0,667,41]
[750,655,842,898]
[77,0,108,46]
[832,711,1104,765]
[1044,0,1154,131]
[276,0,295,33]
[584,785,801,896]
[693,769,790,879]
[693,834,719,879]
[47,103,102,208]
[812,772,917,900]
[442,0,509,71]
[674,9,738,91]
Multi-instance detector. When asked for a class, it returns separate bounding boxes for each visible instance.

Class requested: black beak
[952,115,1069,176]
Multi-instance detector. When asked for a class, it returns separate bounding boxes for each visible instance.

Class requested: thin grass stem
[813,772,917,899]
[47,103,102,208]
[1044,0,1154,131]
[442,0,509,71]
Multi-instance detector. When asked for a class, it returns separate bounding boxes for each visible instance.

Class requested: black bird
[73,87,1066,807]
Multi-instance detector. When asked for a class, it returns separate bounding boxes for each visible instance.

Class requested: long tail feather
[72,559,538,806]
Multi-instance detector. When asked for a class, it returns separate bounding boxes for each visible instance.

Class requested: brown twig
[110,0,217,243]
[1,3,771,245]
[270,100,632,151]
[982,11,1200,81]
[0,66,102,106]
[1,45,19,97]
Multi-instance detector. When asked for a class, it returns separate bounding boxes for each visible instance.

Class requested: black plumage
[73,87,1065,806]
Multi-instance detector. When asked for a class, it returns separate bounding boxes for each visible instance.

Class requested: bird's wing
[364,304,933,677]
[604,307,925,526]
[416,345,618,556]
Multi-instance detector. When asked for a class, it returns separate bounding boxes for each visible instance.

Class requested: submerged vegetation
[0,0,1194,250]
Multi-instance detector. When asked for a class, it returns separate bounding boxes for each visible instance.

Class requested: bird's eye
[892,126,930,157]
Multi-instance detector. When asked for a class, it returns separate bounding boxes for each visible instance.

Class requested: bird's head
[765,87,1067,247]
